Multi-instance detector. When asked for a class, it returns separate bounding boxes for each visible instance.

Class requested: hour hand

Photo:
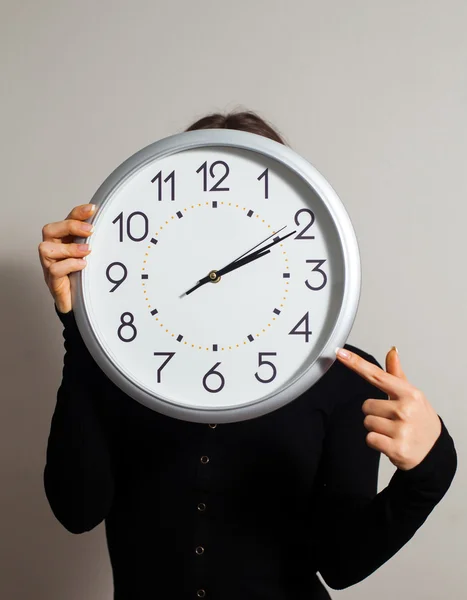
[183,249,271,296]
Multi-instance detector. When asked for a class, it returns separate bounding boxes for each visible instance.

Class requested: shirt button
[208,424,217,429]
[197,502,206,512]
[197,590,206,598]
[195,546,205,555]
[200,455,210,464]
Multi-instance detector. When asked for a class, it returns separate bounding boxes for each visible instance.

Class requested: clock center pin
[209,270,221,283]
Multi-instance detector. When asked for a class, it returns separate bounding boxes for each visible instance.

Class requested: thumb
[385,346,407,400]
[385,346,407,381]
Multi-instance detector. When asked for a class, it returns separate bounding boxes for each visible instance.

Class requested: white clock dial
[72,130,360,423]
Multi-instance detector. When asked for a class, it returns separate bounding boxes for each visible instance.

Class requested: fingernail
[336,347,351,359]
[81,223,94,231]
[391,346,398,354]
[77,244,90,251]
[86,204,96,212]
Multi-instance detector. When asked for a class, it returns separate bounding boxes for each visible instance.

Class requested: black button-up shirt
[44,306,457,599]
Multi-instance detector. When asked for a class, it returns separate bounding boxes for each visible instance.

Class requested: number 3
[305,259,327,291]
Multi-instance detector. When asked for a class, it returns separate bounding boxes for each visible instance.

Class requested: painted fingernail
[336,347,350,359]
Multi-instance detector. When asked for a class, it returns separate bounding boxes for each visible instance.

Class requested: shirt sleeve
[313,349,458,590]
[43,304,124,534]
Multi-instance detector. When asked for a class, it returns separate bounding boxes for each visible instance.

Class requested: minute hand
[217,228,296,277]
[232,229,297,266]
[184,230,296,296]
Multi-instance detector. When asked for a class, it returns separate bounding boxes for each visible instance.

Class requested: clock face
[72,130,360,422]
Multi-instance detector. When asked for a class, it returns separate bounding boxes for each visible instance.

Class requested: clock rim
[71,128,361,423]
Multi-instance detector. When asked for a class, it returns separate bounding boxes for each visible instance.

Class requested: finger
[363,414,398,438]
[362,398,398,419]
[385,346,407,380]
[65,203,96,221]
[335,347,408,399]
[385,347,408,400]
[365,430,394,456]
[38,241,91,267]
[42,218,94,242]
[47,257,87,282]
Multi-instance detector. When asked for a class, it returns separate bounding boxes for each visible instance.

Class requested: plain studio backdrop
[1,1,465,598]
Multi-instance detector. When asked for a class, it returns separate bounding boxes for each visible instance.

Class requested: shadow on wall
[0,261,112,600]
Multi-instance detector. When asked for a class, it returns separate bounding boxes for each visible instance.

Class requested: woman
[40,110,457,600]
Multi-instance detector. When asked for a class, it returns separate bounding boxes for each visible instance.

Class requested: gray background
[1,1,465,598]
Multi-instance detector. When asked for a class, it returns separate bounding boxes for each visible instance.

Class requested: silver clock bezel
[71,128,361,423]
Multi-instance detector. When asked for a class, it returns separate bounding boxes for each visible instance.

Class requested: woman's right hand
[39,203,96,314]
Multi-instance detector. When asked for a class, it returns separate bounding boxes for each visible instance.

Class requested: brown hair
[184,109,288,146]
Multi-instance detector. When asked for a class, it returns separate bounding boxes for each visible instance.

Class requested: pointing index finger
[335,347,407,399]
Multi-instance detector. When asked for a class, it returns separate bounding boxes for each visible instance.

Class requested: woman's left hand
[335,346,442,471]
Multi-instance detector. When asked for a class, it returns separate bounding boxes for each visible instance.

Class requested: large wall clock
[71,129,361,423]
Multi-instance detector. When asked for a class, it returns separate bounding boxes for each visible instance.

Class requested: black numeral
[112,211,149,242]
[254,352,277,383]
[202,362,225,393]
[153,352,176,383]
[305,259,327,291]
[257,168,269,199]
[151,170,175,201]
[288,312,312,343]
[106,262,128,292]
[117,312,137,342]
[196,161,230,191]
[294,209,315,240]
